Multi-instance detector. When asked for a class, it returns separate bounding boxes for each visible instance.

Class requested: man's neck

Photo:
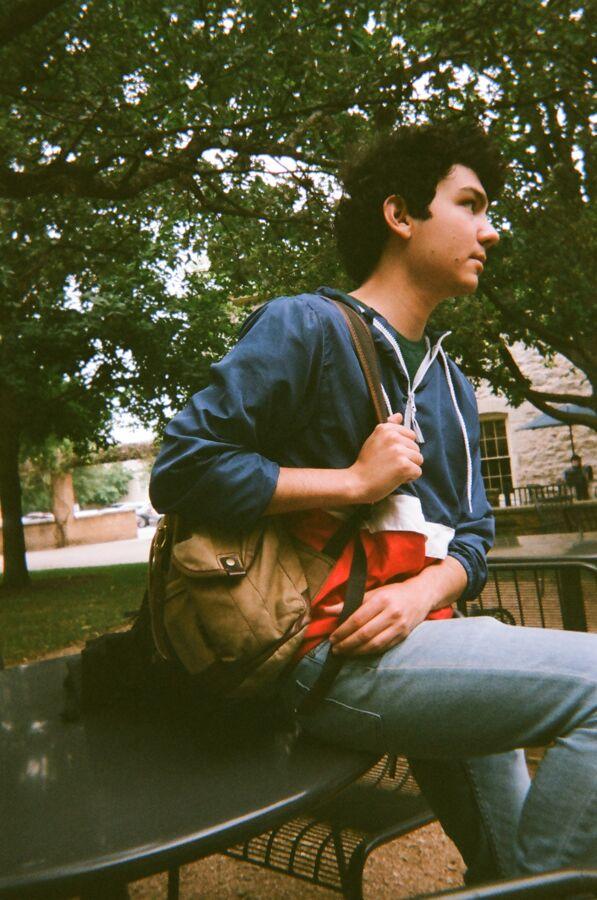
[349,265,441,341]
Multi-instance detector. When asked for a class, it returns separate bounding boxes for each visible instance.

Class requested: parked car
[135,503,160,528]
[22,511,54,524]
[105,501,159,528]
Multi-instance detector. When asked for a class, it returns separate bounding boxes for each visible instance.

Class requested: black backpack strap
[296,531,367,715]
[298,301,387,714]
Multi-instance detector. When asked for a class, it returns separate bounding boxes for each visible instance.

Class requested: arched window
[479,415,513,501]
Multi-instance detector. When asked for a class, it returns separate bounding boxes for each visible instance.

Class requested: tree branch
[498,345,597,428]
[182,176,308,225]
[484,285,594,375]
[528,389,596,408]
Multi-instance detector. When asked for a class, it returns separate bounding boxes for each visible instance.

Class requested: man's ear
[383,194,411,240]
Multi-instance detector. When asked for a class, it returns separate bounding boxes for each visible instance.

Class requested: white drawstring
[373,319,425,440]
[381,383,393,418]
[373,319,451,444]
[403,392,425,442]
[439,346,473,513]
[371,317,473,513]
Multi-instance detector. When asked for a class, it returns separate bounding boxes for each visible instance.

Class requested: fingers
[403,446,424,466]
[389,441,424,477]
[331,612,407,655]
[330,591,387,648]
[330,596,413,655]
[331,614,387,654]
[339,626,406,656]
[382,420,418,442]
[401,464,423,483]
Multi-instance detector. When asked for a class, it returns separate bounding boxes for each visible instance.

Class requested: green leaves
[0,0,594,442]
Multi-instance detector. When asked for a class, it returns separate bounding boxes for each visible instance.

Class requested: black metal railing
[510,483,574,506]
[462,559,597,633]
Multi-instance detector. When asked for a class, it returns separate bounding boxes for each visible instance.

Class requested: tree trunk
[51,471,75,548]
[0,428,30,589]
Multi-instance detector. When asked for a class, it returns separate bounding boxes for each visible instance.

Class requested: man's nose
[480,217,500,248]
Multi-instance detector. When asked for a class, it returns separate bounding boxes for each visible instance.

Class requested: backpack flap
[160,517,311,696]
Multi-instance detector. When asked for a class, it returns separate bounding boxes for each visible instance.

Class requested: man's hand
[329,579,432,656]
[329,556,468,656]
[348,413,423,504]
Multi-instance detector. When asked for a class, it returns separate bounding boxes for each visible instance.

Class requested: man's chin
[459,275,480,295]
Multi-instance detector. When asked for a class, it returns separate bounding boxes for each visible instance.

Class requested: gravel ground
[128,821,466,899]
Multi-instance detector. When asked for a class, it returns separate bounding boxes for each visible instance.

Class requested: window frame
[478,414,514,499]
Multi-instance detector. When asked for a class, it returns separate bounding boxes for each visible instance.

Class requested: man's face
[405,164,500,299]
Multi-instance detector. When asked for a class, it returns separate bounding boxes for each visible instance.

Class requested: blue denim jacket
[150,286,494,600]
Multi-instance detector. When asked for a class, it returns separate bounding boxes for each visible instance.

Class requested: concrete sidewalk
[491,530,597,560]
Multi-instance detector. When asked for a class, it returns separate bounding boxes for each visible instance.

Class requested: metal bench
[420,867,597,898]
[223,559,596,900]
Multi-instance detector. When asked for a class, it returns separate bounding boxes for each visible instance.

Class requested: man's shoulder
[240,290,346,338]
[252,290,341,319]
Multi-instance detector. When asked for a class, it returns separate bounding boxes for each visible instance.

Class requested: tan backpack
[147,299,387,703]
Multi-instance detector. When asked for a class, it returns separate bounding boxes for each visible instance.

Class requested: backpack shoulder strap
[331,299,387,425]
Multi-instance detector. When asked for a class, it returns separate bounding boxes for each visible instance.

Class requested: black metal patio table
[0,656,377,899]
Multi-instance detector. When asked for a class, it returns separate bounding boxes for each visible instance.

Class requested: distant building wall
[6,510,138,552]
[475,343,596,491]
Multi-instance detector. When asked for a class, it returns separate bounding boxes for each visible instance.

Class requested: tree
[1,188,234,585]
[1,0,594,585]
[20,438,79,547]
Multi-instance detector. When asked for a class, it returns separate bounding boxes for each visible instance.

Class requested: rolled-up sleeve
[150,296,324,529]
[447,403,495,601]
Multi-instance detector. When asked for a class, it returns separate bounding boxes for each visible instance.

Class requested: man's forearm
[264,466,360,515]
[265,415,423,515]
[413,555,469,611]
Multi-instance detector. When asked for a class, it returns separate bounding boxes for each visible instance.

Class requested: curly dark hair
[334,121,506,285]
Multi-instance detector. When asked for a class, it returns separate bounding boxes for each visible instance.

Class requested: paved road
[6,527,596,573]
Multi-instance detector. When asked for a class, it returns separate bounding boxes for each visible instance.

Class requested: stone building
[475,344,596,503]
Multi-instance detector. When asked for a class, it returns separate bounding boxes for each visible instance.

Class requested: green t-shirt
[395,331,427,383]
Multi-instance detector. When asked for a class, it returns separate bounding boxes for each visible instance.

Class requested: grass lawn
[1,564,147,665]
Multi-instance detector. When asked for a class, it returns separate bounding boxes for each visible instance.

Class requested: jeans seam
[462,759,509,879]
[296,678,382,719]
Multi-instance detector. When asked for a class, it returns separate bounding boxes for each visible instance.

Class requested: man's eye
[463,200,476,209]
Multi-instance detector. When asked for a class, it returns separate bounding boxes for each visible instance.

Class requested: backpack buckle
[218,554,246,575]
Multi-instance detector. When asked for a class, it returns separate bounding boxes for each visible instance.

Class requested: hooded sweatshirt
[150,287,495,653]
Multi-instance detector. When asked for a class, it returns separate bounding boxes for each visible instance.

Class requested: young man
[150,123,596,883]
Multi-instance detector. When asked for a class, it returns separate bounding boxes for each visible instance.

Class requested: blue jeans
[278,617,597,882]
